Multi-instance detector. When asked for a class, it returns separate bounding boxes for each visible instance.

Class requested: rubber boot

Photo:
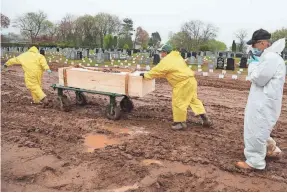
[200,114,212,127]
[171,122,187,130]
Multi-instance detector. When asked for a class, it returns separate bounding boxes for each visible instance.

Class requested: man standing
[3,46,52,106]
[140,44,212,130]
[236,29,286,170]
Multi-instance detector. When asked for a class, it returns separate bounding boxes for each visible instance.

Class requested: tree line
[1,12,286,51]
[1,11,161,49]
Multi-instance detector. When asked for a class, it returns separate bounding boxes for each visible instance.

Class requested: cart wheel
[105,105,121,120]
[120,96,134,112]
[76,92,87,105]
[58,94,71,112]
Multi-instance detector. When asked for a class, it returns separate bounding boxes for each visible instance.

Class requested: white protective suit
[244,38,286,169]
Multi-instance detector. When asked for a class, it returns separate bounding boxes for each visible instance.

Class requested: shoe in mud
[171,122,187,130]
[41,97,53,108]
[235,161,255,170]
[200,114,213,127]
[267,146,282,159]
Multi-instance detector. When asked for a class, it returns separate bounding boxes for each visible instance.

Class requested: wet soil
[1,65,287,191]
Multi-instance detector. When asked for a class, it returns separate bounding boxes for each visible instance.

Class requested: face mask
[252,48,263,56]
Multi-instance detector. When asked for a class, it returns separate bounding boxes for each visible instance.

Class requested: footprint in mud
[141,159,164,166]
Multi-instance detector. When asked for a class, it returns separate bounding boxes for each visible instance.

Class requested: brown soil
[1,66,287,191]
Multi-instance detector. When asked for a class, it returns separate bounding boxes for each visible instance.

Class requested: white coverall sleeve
[249,54,278,87]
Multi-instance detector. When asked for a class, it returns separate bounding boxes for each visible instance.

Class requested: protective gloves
[47,69,52,74]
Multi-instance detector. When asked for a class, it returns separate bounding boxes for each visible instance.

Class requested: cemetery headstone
[153,54,160,65]
[181,51,186,59]
[239,55,248,68]
[86,49,90,58]
[127,49,132,56]
[216,53,225,69]
[235,52,243,58]
[96,53,104,63]
[77,51,83,59]
[208,62,214,69]
[226,58,235,70]
[192,52,197,58]
[188,56,196,64]
[197,56,203,65]
[104,52,111,61]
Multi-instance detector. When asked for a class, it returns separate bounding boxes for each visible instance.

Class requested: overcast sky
[2,0,286,47]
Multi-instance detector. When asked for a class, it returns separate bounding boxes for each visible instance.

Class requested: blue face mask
[252,48,263,56]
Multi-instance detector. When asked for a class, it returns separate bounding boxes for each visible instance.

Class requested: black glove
[140,73,145,78]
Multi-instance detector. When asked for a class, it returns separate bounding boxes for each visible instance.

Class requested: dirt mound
[2,65,287,191]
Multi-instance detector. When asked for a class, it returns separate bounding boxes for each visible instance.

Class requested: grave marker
[216,53,225,69]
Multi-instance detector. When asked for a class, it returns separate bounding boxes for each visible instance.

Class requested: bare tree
[95,13,121,47]
[135,26,149,48]
[1,13,10,28]
[235,29,248,52]
[57,14,76,42]
[74,15,100,47]
[13,11,48,42]
[181,20,218,50]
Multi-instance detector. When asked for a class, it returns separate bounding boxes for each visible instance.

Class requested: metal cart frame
[51,84,134,120]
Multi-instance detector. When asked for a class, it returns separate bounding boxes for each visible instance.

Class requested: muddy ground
[1,65,287,191]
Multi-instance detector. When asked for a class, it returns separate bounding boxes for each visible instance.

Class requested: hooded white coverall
[244,39,286,169]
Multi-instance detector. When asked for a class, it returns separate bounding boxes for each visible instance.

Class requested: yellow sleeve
[144,60,170,80]
[39,55,50,70]
[6,57,21,67]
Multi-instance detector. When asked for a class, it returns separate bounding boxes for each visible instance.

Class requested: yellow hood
[28,46,39,53]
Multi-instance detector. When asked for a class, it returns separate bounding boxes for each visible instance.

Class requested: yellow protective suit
[144,51,206,122]
[6,46,50,103]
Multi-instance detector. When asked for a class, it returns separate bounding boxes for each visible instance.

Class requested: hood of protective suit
[264,38,286,54]
[28,46,39,53]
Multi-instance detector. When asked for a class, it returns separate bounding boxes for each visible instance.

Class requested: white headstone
[232,75,238,80]
[219,74,224,79]
[203,72,208,76]
[209,69,214,73]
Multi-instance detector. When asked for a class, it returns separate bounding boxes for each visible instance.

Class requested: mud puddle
[104,125,150,136]
[84,134,120,152]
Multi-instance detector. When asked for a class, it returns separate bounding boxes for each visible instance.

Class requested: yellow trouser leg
[172,78,206,122]
[189,78,206,115]
[172,79,193,122]
[25,72,46,103]
[30,91,40,103]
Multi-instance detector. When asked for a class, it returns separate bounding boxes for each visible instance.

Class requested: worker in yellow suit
[140,44,212,130]
[3,46,52,106]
